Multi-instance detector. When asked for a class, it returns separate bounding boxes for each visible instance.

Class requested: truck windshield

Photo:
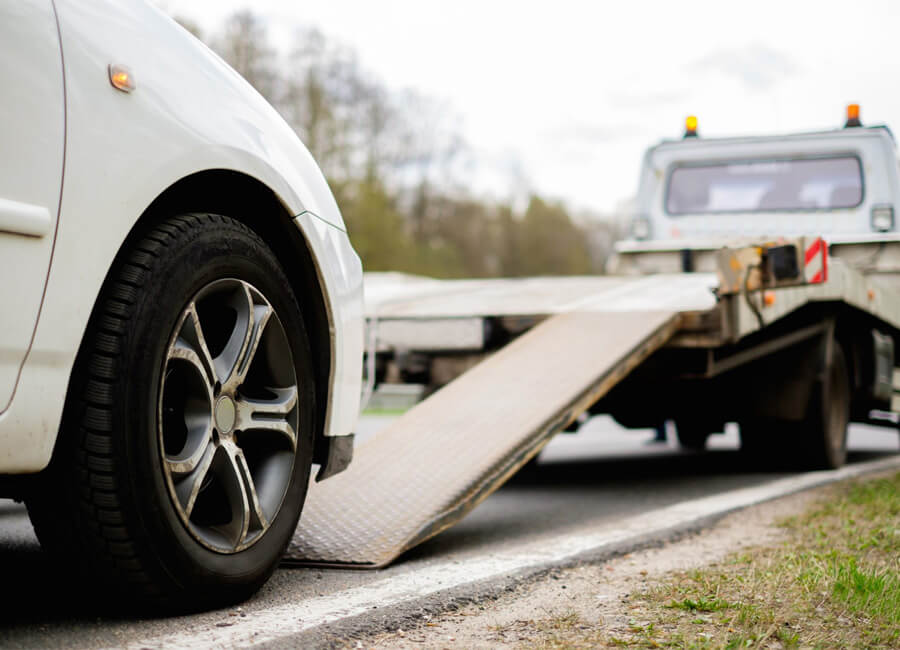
[666,156,863,215]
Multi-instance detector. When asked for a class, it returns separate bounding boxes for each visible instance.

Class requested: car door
[0,1,66,411]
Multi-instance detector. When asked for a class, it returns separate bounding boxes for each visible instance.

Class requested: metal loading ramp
[284,310,680,568]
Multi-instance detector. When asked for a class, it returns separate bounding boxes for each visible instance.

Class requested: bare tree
[280,28,372,180]
[200,10,599,280]
[213,10,279,101]
[172,15,204,40]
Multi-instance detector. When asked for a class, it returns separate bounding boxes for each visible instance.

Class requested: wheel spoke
[219,285,272,393]
[234,386,298,450]
[169,441,216,518]
[232,444,268,533]
[165,421,213,475]
[218,441,267,548]
[171,305,219,387]
[160,348,213,481]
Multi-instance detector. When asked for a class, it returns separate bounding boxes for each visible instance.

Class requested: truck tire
[674,421,712,450]
[741,342,850,471]
[801,343,850,470]
[26,214,315,610]
[737,419,780,466]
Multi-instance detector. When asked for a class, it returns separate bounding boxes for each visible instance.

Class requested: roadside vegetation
[527,472,900,649]
[175,11,622,280]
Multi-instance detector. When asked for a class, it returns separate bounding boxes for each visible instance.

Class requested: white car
[0,0,363,608]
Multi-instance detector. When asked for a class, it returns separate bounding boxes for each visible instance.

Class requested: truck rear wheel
[674,420,712,451]
[801,343,850,470]
[737,419,781,466]
[740,341,850,470]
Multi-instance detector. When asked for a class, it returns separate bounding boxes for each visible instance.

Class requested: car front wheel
[27,213,315,610]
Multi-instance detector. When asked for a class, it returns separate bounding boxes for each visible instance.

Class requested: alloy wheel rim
[158,279,299,553]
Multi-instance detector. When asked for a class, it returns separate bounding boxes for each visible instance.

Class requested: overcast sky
[160,0,900,215]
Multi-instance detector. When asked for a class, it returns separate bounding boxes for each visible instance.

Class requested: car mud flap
[283,310,680,568]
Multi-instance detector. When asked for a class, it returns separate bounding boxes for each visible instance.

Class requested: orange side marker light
[108,64,135,93]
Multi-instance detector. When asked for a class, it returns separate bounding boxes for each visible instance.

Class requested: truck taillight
[871,204,894,232]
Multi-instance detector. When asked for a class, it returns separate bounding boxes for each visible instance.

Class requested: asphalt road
[0,417,896,648]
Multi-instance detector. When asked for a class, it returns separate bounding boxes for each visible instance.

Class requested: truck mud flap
[283,310,680,568]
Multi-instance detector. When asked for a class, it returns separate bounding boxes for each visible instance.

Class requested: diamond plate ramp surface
[284,310,680,568]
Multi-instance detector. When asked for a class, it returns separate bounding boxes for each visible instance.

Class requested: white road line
[124,455,900,650]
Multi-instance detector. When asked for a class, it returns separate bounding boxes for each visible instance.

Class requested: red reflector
[803,237,827,284]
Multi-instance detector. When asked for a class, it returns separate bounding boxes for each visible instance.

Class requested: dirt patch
[341,488,824,648]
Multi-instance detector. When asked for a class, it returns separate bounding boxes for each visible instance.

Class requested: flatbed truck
[285,106,900,568]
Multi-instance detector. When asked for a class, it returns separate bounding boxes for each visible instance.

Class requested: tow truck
[285,105,900,569]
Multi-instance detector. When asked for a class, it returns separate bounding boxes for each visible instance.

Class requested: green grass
[522,471,900,649]
[667,597,733,613]
[537,610,582,631]
[360,407,408,417]
[832,558,900,624]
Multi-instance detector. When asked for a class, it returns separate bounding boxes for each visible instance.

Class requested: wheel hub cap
[214,395,236,435]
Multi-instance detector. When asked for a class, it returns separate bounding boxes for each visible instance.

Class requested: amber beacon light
[108,64,135,93]
[845,103,861,128]
[684,115,698,138]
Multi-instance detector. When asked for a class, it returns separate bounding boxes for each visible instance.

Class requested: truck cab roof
[651,124,895,152]
[631,121,900,244]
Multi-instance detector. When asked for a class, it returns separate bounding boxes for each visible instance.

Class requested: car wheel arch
[55,169,334,471]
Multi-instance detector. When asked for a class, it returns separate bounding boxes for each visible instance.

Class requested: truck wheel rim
[158,279,299,553]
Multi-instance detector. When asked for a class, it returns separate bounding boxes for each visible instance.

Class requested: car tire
[26,213,315,610]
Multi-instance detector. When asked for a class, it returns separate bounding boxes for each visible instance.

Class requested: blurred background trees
[177,11,622,278]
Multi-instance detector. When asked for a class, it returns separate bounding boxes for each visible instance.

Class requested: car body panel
[296,212,365,439]
[0,0,65,412]
[0,0,363,473]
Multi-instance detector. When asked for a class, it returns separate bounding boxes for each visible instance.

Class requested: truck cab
[613,106,900,276]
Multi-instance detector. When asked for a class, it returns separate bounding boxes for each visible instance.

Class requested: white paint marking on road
[123,455,900,650]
